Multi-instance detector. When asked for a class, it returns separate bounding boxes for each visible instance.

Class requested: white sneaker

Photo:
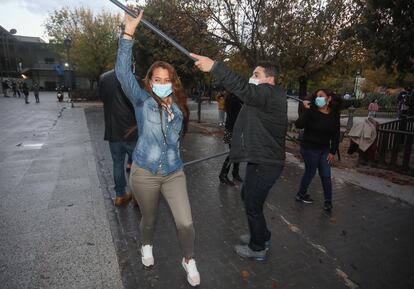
[140,245,154,267]
[181,258,200,286]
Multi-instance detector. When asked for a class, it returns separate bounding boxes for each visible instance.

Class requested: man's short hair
[256,61,279,78]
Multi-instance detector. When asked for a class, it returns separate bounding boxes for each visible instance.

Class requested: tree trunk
[298,76,308,116]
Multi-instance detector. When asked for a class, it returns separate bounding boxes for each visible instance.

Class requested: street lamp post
[63,38,73,107]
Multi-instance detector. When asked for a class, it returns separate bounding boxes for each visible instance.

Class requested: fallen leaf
[330,217,337,224]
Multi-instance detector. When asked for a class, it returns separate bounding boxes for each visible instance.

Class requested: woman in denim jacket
[115,10,200,287]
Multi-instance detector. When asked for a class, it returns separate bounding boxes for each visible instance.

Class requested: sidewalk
[0,93,122,289]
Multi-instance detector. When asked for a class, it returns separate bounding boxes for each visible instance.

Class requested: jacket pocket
[241,132,246,151]
[147,106,161,124]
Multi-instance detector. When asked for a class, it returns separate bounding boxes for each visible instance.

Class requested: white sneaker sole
[141,256,154,267]
[181,263,200,286]
[140,247,154,268]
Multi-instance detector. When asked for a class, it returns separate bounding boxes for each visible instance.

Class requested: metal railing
[376,116,414,173]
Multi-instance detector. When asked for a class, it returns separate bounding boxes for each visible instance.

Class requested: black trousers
[241,162,283,251]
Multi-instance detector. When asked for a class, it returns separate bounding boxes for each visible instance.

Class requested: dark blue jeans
[241,163,283,251]
[109,141,136,197]
[298,146,332,202]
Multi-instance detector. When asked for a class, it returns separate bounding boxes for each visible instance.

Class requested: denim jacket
[115,38,184,176]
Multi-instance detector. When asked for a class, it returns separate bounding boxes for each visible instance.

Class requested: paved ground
[0,93,122,289]
[85,101,414,289]
[1,93,413,289]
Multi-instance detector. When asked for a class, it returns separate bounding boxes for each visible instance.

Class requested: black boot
[323,200,333,212]
[219,157,235,186]
[232,163,243,182]
[220,175,235,186]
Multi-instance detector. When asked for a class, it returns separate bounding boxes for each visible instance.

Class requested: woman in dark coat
[295,89,341,211]
[219,92,243,185]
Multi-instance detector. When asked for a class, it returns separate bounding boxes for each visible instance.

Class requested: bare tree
[181,0,361,106]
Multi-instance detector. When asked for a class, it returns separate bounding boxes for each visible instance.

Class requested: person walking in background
[12,81,20,97]
[219,93,243,186]
[2,80,10,97]
[22,82,29,104]
[100,69,138,207]
[398,87,412,119]
[192,53,287,261]
[368,99,379,118]
[216,90,226,126]
[294,89,341,212]
[17,81,23,98]
[115,10,200,286]
[33,82,40,103]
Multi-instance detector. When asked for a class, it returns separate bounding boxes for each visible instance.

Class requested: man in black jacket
[99,69,138,207]
[191,53,287,261]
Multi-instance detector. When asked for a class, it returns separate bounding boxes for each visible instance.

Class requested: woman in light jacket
[115,10,200,287]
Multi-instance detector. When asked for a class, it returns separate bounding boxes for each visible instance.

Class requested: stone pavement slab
[0,93,122,289]
[85,105,414,289]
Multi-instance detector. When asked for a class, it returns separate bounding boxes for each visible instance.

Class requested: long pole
[109,0,195,60]
[287,95,303,102]
[183,151,229,167]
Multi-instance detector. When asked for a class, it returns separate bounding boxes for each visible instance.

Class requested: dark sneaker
[234,244,267,261]
[219,176,235,186]
[324,201,333,212]
[239,234,271,249]
[295,194,314,204]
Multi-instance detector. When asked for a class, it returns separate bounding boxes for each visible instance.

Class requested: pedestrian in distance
[99,69,138,207]
[294,89,341,212]
[22,82,30,104]
[2,80,10,97]
[17,81,23,98]
[12,81,21,97]
[33,82,40,103]
[397,87,412,119]
[192,53,287,262]
[219,92,243,186]
[115,10,200,287]
[368,99,379,118]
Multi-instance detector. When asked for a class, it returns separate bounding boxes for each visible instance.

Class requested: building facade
[1,26,88,91]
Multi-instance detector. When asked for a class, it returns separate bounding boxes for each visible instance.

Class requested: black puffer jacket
[99,69,138,142]
[211,62,287,165]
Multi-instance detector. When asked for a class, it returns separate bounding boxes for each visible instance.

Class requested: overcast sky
[0,0,139,41]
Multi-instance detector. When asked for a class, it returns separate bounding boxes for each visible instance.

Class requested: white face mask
[249,78,260,86]
[152,83,172,99]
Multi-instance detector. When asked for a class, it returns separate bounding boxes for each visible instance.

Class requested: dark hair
[143,61,189,136]
[306,89,342,113]
[255,61,279,77]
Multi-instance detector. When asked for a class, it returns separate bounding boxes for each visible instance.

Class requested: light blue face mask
[152,83,172,99]
[315,96,326,108]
